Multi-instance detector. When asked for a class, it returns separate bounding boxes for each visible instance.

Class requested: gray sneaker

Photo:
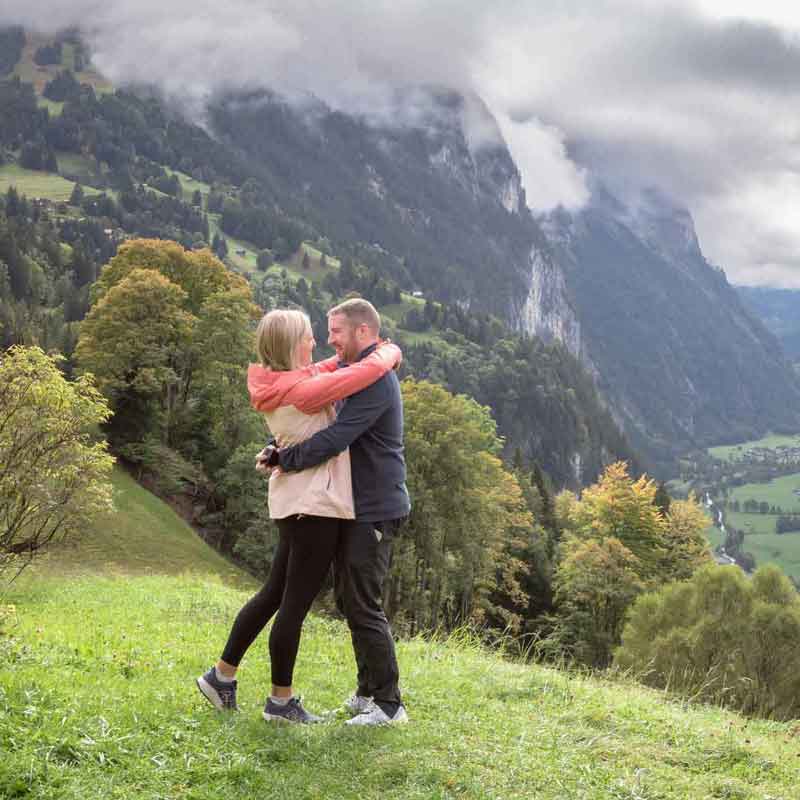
[196,667,238,711]
[345,704,408,726]
[344,693,375,716]
[262,696,322,724]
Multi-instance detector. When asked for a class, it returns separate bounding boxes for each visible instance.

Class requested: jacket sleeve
[278,380,390,472]
[283,344,401,414]
[312,355,340,374]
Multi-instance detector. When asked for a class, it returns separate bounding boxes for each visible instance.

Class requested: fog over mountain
[3,1,800,286]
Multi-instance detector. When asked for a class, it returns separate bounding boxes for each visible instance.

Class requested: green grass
[709,433,800,462]
[163,168,211,203]
[739,533,800,583]
[705,525,724,550]
[730,472,800,512]
[56,152,104,185]
[725,511,777,536]
[37,467,247,586]
[2,573,799,800]
[207,214,259,273]
[0,164,100,202]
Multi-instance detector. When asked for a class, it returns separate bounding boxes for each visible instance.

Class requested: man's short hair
[328,298,381,334]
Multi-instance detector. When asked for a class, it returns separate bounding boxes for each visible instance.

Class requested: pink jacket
[247,343,402,519]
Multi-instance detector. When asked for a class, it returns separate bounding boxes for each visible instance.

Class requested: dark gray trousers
[334,518,404,704]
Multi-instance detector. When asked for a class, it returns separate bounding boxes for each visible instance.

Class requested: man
[260,298,411,725]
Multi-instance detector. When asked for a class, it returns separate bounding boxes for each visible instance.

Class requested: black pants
[220,515,340,687]
[334,518,404,705]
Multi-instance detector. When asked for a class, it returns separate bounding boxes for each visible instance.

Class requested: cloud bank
[3,1,800,285]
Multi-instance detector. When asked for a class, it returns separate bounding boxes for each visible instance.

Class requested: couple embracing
[196,298,410,726]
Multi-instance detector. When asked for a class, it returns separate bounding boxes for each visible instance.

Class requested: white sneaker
[344,693,375,716]
[345,704,408,726]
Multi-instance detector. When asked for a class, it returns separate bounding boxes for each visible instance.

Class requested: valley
[677,432,800,585]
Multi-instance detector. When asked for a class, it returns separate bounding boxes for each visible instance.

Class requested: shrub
[615,563,800,720]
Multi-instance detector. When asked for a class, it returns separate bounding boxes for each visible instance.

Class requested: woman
[196,309,401,723]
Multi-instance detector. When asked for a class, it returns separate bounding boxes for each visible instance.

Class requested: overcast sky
[3,1,800,287]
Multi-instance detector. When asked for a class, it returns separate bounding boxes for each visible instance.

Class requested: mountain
[736,285,800,361]
[527,187,800,474]
[0,29,635,488]
[3,26,799,479]
[208,87,800,475]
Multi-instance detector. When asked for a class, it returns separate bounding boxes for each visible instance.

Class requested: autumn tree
[550,461,710,666]
[76,268,194,444]
[0,346,114,578]
[567,461,668,581]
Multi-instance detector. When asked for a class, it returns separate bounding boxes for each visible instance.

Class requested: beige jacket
[263,404,355,519]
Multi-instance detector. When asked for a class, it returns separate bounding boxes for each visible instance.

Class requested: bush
[615,563,800,720]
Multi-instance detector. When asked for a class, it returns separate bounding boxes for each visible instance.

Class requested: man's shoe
[344,693,375,716]
[345,704,408,726]
[262,697,322,724]
[196,667,238,711]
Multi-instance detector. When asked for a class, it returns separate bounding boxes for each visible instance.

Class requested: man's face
[327,313,361,363]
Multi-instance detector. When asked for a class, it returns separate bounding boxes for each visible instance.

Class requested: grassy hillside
[37,466,248,586]
[0,481,796,798]
[1,575,798,799]
[0,163,100,203]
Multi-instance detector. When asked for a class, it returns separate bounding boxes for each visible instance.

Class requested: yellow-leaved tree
[0,346,114,579]
[551,461,710,666]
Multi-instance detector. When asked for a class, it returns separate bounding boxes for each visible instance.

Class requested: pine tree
[69,183,84,207]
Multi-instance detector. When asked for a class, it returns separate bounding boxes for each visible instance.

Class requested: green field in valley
[725,510,778,536]
[739,533,800,583]
[730,472,800,512]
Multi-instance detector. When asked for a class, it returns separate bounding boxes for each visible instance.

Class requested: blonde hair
[328,298,381,334]
[255,309,312,370]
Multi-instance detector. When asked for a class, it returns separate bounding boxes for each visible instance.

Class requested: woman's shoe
[262,696,322,724]
[196,667,238,711]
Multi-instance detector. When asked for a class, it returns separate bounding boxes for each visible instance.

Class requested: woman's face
[295,329,316,367]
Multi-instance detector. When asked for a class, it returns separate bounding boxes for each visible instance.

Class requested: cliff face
[535,187,800,474]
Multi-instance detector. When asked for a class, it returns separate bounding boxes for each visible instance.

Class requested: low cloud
[3,1,800,283]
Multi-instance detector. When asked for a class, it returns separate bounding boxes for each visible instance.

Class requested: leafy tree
[69,182,84,207]
[549,462,709,665]
[0,346,114,578]
[567,462,668,582]
[661,496,712,581]
[33,42,62,66]
[392,379,532,634]
[256,249,273,271]
[553,536,644,667]
[43,70,80,102]
[76,267,194,444]
[653,481,671,514]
